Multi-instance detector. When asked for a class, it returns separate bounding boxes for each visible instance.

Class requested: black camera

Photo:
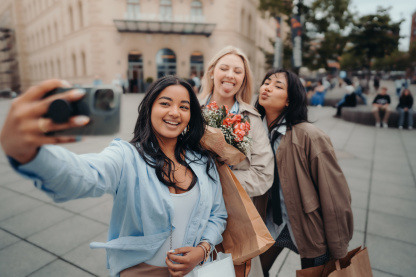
[43,86,121,136]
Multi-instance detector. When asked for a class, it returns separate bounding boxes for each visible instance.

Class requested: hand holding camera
[0,79,120,164]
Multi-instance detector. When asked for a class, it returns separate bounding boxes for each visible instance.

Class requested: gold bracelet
[197,244,207,265]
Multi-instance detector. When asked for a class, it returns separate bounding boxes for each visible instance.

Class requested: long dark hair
[255,68,308,144]
[130,75,215,188]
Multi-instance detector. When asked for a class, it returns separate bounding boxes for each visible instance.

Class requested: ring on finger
[38,118,48,133]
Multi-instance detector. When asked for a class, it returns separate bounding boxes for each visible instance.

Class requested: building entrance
[128,52,144,93]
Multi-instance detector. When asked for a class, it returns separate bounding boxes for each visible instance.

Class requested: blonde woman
[199,46,274,276]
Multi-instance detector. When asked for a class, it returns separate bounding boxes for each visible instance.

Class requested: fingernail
[72,89,86,97]
[73,115,90,126]
[168,250,175,253]
[61,80,71,87]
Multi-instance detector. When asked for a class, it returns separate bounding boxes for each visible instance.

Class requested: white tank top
[146,181,200,267]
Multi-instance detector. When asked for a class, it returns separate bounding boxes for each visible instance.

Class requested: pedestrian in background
[0,76,227,277]
[372,86,391,128]
[394,77,403,98]
[397,88,414,130]
[199,45,274,276]
[255,68,353,276]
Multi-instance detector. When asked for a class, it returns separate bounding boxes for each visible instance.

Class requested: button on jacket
[273,122,353,259]
[13,139,227,276]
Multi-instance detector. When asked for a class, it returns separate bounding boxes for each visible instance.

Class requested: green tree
[258,0,352,70]
[348,7,403,70]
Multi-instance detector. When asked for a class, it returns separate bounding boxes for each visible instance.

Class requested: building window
[156,48,176,78]
[78,1,84,28]
[81,51,87,76]
[160,0,172,21]
[72,53,77,76]
[248,14,252,39]
[127,0,140,19]
[128,51,144,93]
[69,6,74,32]
[190,51,204,80]
[191,0,202,17]
[240,8,245,35]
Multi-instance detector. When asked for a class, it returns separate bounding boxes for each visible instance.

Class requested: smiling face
[151,85,191,144]
[211,54,245,101]
[259,73,289,116]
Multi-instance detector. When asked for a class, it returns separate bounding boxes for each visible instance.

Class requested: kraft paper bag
[215,163,274,265]
[296,246,373,277]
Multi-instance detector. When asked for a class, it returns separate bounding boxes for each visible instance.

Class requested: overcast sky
[349,0,415,51]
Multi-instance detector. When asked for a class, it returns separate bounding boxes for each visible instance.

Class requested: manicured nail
[61,80,71,87]
[73,115,90,126]
[168,250,175,253]
[71,89,86,97]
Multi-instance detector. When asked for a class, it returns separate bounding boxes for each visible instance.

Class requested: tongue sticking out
[222,82,234,92]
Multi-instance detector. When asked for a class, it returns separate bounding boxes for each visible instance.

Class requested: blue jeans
[397,108,413,127]
[355,87,367,105]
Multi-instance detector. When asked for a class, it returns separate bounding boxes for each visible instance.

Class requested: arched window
[78,1,84,28]
[160,0,172,20]
[127,0,140,19]
[190,0,202,17]
[128,51,144,93]
[156,48,176,78]
[190,51,203,80]
[69,6,74,32]
[72,53,77,76]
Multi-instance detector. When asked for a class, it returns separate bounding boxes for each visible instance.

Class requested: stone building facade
[0,0,280,93]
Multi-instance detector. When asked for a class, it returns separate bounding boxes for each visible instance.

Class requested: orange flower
[233,129,246,142]
[222,117,233,127]
[206,101,219,111]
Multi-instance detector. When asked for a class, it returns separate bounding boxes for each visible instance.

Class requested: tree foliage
[348,7,403,69]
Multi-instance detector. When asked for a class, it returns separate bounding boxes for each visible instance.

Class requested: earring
[210,76,214,80]
[181,125,190,136]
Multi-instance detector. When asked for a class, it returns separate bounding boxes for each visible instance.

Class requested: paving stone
[27,215,107,256]
[63,231,110,277]
[0,240,55,277]
[28,259,95,277]
[366,234,416,277]
[369,194,416,220]
[367,211,416,243]
[0,194,44,221]
[0,228,19,250]
[0,204,73,238]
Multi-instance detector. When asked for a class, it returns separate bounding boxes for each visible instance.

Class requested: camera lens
[94,89,114,111]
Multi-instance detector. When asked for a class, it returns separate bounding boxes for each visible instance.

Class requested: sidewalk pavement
[0,92,415,277]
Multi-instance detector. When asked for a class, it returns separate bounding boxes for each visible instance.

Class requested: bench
[341,106,416,128]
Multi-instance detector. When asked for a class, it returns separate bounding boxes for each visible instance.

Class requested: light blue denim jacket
[13,138,227,276]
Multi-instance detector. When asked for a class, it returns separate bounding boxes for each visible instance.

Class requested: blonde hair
[200,46,254,104]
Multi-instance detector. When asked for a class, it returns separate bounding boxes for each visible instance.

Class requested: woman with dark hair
[397,88,413,130]
[0,76,227,277]
[254,69,353,276]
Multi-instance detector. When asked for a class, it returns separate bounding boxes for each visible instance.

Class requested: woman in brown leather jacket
[255,68,354,276]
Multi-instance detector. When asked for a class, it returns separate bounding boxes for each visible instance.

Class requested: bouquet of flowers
[202,101,251,155]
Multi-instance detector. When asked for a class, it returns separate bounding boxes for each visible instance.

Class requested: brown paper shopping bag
[296,246,373,277]
[201,126,274,267]
[216,163,275,265]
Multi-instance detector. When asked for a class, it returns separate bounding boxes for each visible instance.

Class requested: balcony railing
[114,13,216,37]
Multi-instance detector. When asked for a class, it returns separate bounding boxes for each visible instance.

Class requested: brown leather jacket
[258,122,354,259]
